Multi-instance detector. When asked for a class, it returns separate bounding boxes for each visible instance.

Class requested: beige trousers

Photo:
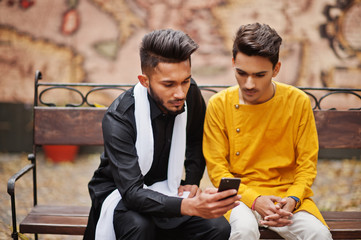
[229,202,332,240]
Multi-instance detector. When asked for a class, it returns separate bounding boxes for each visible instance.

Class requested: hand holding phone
[218,177,241,199]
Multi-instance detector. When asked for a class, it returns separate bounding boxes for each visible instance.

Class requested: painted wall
[0,0,360,107]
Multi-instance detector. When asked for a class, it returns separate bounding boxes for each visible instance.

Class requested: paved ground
[1,152,360,240]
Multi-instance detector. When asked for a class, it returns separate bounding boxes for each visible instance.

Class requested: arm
[203,96,234,186]
[259,96,317,227]
[103,98,182,217]
[286,96,318,202]
[181,188,241,219]
[183,80,207,186]
[203,94,260,208]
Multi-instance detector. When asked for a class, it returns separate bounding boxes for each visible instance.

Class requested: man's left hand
[178,184,200,198]
[279,197,297,213]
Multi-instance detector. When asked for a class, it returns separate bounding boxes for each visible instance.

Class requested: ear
[272,62,281,78]
[232,57,235,68]
[138,74,149,88]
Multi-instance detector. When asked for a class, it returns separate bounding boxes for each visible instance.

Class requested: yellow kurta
[203,81,327,226]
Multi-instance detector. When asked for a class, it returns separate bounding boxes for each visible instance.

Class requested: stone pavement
[1,152,360,240]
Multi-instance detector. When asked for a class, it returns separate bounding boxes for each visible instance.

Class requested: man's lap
[229,202,332,240]
[113,208,231,240]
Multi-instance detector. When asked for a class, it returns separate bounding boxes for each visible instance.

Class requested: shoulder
[107,87,134,115]
[275,82,314,115]
[103,87,135,125]
[276,82,310,103]
[187,78,202,97]
[186,78,205,107]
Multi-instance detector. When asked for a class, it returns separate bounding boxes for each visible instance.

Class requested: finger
[276,208,293,217]
[260,219,293,227]
[216,189,238,200]
[211,201,241,217]
[178,188,184,196]
[264,213,281,221]
[204,187,218,194]
[188,185,198,198]
[196,188,202,196]
[273,217,293,226]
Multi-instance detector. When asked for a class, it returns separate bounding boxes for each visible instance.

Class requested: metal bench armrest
[7,153,35,240]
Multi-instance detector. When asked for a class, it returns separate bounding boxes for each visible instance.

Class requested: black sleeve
[102,93,183,217]
[183,79,206,185]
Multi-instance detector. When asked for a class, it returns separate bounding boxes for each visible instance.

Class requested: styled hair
[232,23,282,68]
[140,29,199,75]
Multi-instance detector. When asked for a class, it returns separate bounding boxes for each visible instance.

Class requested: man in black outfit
[83,29,241,240]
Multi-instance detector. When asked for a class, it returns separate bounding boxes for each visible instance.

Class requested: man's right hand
[180,188,241,219]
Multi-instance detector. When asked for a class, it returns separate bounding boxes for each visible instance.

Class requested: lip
[243,90,257,96]
[171,100,184,107]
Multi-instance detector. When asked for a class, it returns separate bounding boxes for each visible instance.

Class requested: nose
[244,76,255,89]
[174,85,186,99]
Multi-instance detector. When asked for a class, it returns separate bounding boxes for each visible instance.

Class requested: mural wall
[0,0,360,107]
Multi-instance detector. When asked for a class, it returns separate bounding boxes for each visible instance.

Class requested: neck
[239,81,276,105]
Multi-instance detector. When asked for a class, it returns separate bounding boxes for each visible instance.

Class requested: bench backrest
[34,107,106,146]
[33,106,361,149]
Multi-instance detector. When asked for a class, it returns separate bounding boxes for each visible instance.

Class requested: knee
[113,211,155,239]
[206,217,231,240]
[304,225,332,239]
[230,219,260,240]
[230,226,260,240]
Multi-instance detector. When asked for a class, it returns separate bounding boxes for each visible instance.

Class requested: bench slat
[314,111,361,149]
[322,211,361,221]
[28,205,89,216]
[20,215,88,235]
[20,205,89,235]
[34,107,106,146]
[20,205,361,238]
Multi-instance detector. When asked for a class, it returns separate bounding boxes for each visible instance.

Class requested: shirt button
[236,128,240,133]
[236,152,240,156]
[235,104,239,109]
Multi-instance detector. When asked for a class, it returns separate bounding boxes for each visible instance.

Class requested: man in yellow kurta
[203,23,332,239]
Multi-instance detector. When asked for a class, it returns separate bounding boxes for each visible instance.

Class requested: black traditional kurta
[84,79,206,239]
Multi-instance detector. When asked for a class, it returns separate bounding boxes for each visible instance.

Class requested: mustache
[242,88,257,93]
[168,98,186,103]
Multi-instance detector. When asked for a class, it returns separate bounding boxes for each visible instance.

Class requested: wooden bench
[8,71,361,239]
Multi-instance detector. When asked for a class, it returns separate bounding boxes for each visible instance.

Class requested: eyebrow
[162,75,192,83]
[234,67,268,75]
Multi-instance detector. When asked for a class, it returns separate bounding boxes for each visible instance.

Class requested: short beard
[149,83,185,115]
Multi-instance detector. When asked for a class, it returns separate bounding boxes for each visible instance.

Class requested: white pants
[229,202,332,240]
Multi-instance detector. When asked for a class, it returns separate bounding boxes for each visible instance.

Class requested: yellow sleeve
[203,97,234,187]
[286,96,318,202]
[203,95,261,208]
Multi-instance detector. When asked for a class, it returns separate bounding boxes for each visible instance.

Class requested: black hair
[232,23,282,68]
[140,29,199,74]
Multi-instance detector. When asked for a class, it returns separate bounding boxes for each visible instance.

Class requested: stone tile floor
[1,152,360,240]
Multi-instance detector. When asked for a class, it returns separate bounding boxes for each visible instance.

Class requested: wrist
[251,195,261,211]
[288,196,300,210]
[180,198,194,216]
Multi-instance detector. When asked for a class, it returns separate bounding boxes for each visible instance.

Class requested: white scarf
[95,83,188,239]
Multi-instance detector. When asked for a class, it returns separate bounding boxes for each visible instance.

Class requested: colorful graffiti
[0,0,360,104]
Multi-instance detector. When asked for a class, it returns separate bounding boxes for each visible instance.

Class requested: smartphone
[218,177,241,198]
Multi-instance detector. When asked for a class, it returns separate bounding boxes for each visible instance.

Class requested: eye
[182,79,190,85]
[255,74,265,78]
[237,71,248,77]
[164,83,173,87]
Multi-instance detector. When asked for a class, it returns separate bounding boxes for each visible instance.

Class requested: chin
[167,106,184,115]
